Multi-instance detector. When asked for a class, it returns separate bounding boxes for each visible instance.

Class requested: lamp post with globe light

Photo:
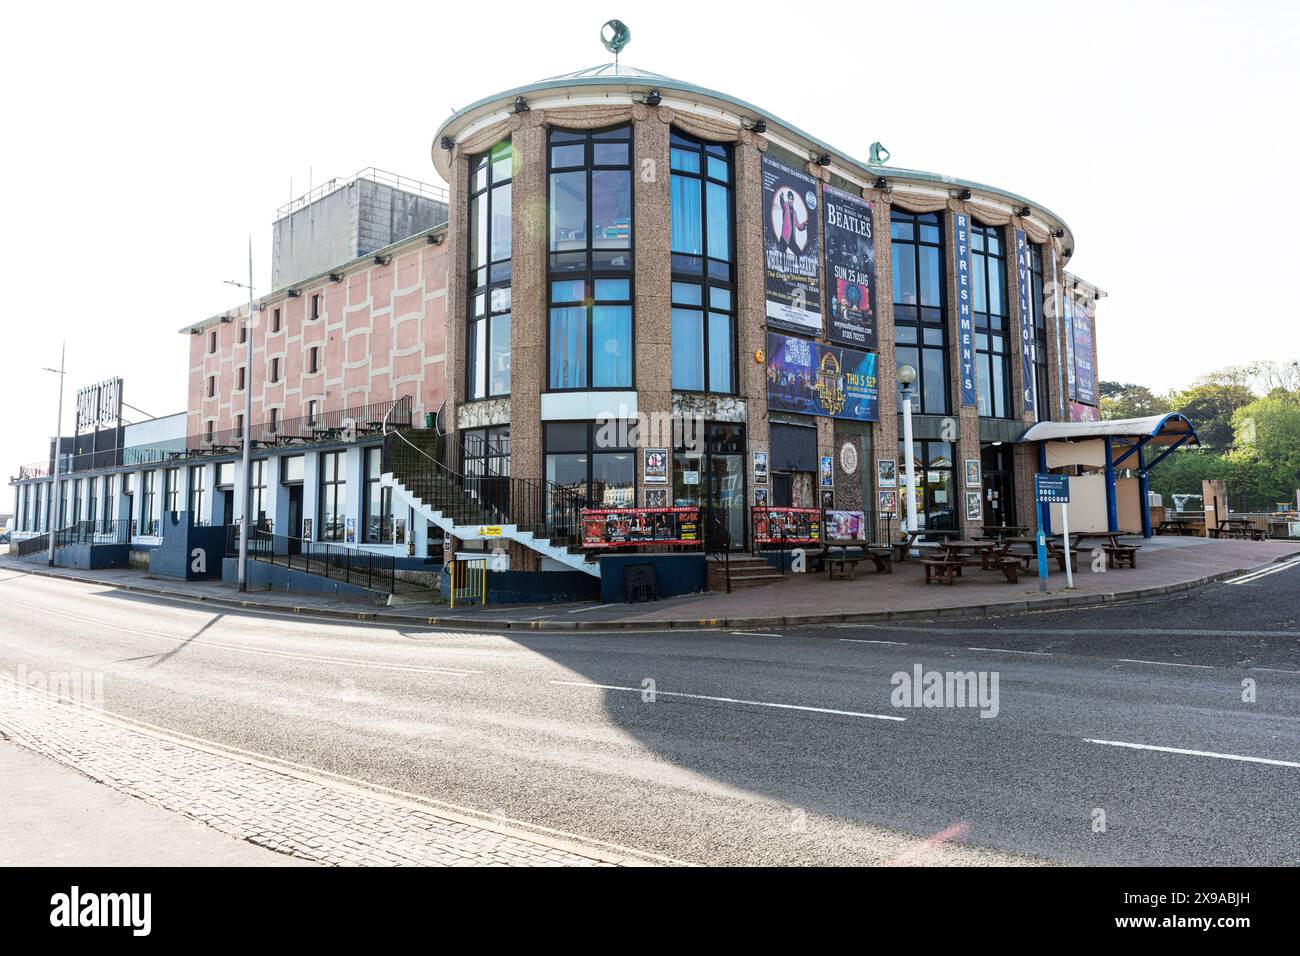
[897,364,919,542]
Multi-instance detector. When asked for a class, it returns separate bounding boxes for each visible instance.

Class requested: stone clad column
[870,188,898,523]
[734,135,768,497]
[507,114,547,489]
[633,112,672,498]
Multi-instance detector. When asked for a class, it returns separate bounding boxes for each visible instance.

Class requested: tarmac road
[0,560,1296,866]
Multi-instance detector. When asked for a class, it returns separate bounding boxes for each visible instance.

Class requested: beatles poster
[766,332,879,422]
[1071,294,1096,406]
[953,214,978,407]
[581,507,700,548]
[1015,229,1037,417]
[762,157,822,332]
[824,186,877,348]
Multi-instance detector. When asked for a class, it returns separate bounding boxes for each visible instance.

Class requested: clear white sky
[3,0,1297,514]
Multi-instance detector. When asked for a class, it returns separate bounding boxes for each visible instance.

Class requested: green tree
[1169,373,1257,449]
[1099,381,1171,421]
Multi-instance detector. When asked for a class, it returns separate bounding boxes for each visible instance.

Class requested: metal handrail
[225,525,395,594]
[381,422,597,551]
[13,397,414,479]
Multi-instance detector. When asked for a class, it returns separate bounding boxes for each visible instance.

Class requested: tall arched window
[669,129,735,394]
[547,125,634,390]
[467,138,512,399]
[891,210,948,415]
[970,221,1011,418]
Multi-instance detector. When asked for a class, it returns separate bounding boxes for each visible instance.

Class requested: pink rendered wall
[186,240,448,436]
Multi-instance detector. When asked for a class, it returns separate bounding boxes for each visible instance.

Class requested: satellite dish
[601,19,631,56]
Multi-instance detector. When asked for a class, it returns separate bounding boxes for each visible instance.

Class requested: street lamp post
[43,342,67,567]
[224,238,256,592]
[897,364,919,543]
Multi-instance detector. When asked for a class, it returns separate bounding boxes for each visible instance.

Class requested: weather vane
[601,19,631,70]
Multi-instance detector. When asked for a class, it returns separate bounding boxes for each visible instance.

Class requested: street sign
[1035,473,1070,504]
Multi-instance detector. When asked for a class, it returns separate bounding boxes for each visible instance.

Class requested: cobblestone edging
[0,682,622,867]
[7,555,1298,632]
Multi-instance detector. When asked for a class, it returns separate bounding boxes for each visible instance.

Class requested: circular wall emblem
[839,440,858,475]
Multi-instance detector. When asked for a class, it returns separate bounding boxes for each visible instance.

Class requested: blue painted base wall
[53,544,130,570]
[439,567,601,605]
[221,557,385,602]
[148,513,225,580]
[597,554,707,603]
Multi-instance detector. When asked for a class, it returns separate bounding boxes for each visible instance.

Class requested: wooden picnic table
[820,538,893,579]
[978,524,1029,542]
[1208,519,1268,541]
[891,528,961,563]
[921,538,1022,585]
[1064,531,1143,569]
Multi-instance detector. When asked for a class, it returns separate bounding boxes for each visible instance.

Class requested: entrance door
[286,485,303,554]
[772,473,792,508]
[220,489,234,528]
[981,445,1016,528]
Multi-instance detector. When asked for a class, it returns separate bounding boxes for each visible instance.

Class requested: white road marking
[566,603,619,614]
[1084,738,1300,769]
[838,638,908,646]
[1116,658,1214,669]
[1225,556,1300,585]
[968,647,1053,656]
[550,680,905,721]
[731,631,782,638]
[1249,667,1300,676]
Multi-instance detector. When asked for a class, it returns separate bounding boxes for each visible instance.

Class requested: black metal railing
[702,503,733,592]
[381,426,596,552]
[15,531,56,557]
[52,520,129,549]
[14,397,415,480]
[225,526,396,594]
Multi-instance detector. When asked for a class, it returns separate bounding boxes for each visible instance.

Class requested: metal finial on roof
[601,20,631,71]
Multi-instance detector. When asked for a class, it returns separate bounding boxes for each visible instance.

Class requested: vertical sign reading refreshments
[1015,229,1036,418]
[953,214,978,407]
[761,157,822,333]
[823,186,877,349]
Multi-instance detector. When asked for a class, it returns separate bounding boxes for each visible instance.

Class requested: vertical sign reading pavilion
[762,157,822,333]
[1015,229,1036,418]
[953,213,978,407]
[823,186,877,349]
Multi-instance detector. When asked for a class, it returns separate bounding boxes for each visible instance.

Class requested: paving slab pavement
[0,739,313,867]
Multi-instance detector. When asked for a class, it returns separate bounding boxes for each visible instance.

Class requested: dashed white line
[550,680,905,721]
[838,638,908,646]
[731,631,782,638]
[1084,738,1300,769]
[1249,667,1300,676]
[1116,658,1214,670]
[968,647,1053,656]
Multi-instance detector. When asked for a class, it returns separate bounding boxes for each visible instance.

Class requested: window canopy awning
[1021,413,1200,447]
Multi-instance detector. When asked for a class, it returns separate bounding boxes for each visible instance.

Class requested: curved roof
[1021,413,1201,446]
[432,62,1076,250]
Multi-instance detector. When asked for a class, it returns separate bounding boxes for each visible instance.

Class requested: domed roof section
[538,62,675,82]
